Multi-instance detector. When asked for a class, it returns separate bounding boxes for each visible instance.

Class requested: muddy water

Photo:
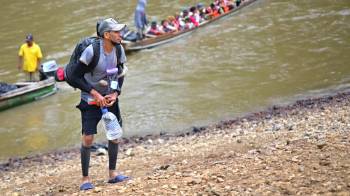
[0,0,349,160]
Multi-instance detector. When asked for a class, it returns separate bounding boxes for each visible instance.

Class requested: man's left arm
[36,45,43,71]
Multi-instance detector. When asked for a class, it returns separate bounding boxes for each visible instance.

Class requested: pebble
[93,187,102,193]
[317,142,327,149]
[170,185,178,190]
[125,148,134,156]
[96,148,107,156]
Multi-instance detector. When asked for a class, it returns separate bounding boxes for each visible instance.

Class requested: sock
[108,141,119,170]
[81,145,91,177]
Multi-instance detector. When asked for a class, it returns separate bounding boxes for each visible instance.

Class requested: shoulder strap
[115,44,122,65]
[88,38,101,71]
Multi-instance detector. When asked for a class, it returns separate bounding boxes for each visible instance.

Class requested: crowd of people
[145,0,245,37]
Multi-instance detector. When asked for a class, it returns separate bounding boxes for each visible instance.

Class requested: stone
[298,166,305,172]
[159,164,170,170]
[158,139,164,144]
[125,148,134,156]
[93,187,102,193]
[216,177,224,183]
[317,142,327,149]
[319,160,331,166]
[170,185,178,190]
[96,148,107,156]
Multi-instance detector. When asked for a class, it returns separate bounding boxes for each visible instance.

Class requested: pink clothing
[189,16,199,27]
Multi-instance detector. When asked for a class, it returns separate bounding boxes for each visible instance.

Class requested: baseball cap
[26,34,33,41]
[98,18,126,36]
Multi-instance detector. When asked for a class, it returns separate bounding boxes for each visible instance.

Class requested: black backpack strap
[115,44,124,95]
[115,44,122,66]
[88,39,101,71]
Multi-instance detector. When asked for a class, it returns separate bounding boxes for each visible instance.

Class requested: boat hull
[0,78,57,111]
[123,0,258,52]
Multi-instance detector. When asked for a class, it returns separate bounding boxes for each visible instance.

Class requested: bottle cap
[101,107,108,114]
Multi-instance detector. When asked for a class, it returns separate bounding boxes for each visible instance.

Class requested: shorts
[76,99,122,135]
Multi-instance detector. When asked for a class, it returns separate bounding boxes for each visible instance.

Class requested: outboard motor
[121,26,138,42]
[39,60,59,80]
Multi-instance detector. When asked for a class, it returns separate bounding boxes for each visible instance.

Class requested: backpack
[55,36,124,89]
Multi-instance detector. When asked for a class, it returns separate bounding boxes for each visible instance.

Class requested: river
[0,0,349,161]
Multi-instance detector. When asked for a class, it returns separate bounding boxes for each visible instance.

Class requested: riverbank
[1,90,350,195]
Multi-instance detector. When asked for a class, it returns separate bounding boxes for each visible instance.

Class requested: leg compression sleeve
[81,145,91,177]
[108,141,119,170]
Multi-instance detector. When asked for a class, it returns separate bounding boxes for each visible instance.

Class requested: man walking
[18,34,43,82]
[67,18,129,190]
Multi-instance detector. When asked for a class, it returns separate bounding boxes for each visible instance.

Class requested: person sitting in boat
[213,0,220,6]
[182,9,199,28]
[160,19,177,33]
[168,16,180,31]
[235,0,242,7]
[205,7,213,19]
[209,3,224,17]
[189,6,202,25]
[225,0,236,10]
[184,17,195,29]
[197,3,209,20]
[146,21,165,36]
[175,13,186,30]
[181,9,189,19]
[205,5,221,19]
[219,0,233,12]
[196,3,205,13]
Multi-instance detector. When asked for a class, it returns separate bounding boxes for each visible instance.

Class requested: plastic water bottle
[101,107,123,140]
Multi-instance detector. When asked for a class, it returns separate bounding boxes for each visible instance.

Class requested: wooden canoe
[123,0,258,52]
[0,77,57,111]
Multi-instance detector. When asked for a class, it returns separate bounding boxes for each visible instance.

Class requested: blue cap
[101,107,108,114]
[26,34,33,41]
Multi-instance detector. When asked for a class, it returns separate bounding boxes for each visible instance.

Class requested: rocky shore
[1,91,350,195]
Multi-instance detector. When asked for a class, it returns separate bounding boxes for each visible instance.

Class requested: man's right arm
[18,45,23,70]
[68,60,94,93]
[18,56,23,70]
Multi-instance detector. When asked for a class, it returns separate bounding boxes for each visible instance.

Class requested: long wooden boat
[123,0,258,52]
[0,77,57,111]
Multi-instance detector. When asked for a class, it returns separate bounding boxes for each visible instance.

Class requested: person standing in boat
[134,0,148,40]
[18,34,43,82]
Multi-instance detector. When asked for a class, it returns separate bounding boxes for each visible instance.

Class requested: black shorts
[76,99,122,135]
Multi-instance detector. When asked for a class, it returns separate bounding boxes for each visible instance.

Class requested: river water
[0,0,349,161]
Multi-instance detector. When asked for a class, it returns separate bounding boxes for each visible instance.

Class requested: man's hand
[90,89,107,107]
[105,92,118,107]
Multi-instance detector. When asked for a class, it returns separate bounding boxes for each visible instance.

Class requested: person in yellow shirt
[18,34,43,82]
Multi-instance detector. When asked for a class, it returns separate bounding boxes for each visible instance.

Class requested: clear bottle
[101,107,123,140]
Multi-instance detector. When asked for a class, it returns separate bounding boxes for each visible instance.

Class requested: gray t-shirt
[79,40,127,102]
